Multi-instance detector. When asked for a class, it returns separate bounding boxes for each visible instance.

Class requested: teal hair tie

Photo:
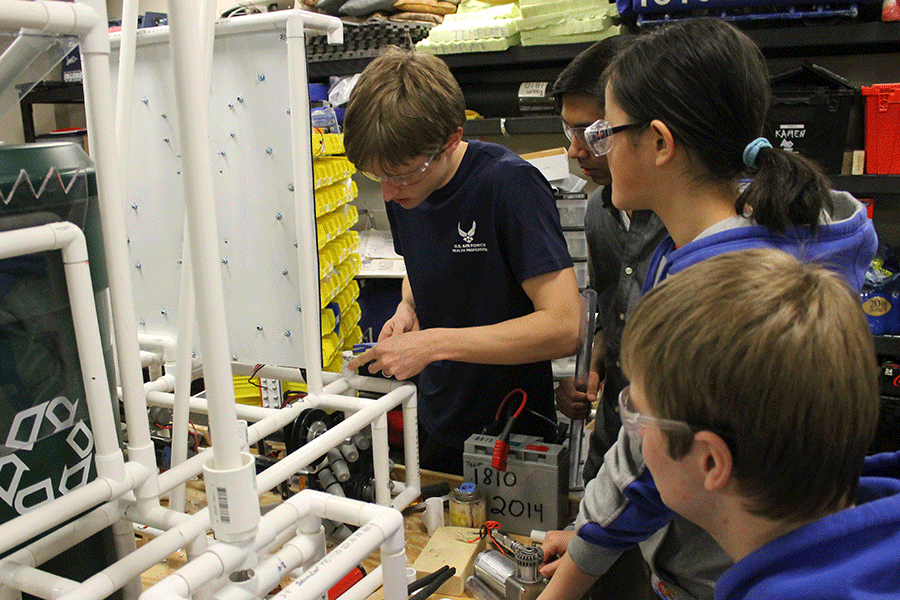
[742,137,772,169]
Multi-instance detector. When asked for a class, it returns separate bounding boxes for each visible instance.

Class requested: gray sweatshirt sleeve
[567,427,647,575]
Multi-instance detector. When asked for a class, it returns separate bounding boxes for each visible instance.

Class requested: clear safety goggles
[360,151,441,187]
[564,119,642,157]
[618,386,738,456]
[618,386,695,441]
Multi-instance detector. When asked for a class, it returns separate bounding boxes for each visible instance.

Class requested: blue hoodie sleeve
[577,465,676,550]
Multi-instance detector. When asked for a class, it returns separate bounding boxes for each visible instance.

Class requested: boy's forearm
[400,274,415,311]
[537,553,599,600]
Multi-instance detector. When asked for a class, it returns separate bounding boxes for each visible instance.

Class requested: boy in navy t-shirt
[343,46,580,474]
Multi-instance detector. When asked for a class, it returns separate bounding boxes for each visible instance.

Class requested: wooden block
[841,151,854,175]
[852,150,866,175]
[412,526,486,595]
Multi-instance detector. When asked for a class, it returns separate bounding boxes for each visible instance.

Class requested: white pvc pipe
[0,221,138,509]
[180,0,218,512]
[340,367,411,395]
[138,333,177,364]
[124,503,192,532]
[133,523,167,538]
[286,9,325,397]
[56,507,213,600]
[115,0,138,175]
[145,491,403,600]
[170,223,196,514]
[372,411,391,506]
[1,502,119,570]
[107,9,343,48]
[0,0,98,35]
[271,492,406,600]
[141,496,318,600]
[166,0,242,473]
[210,534,321,600]
[0,502,120,600]
[77,0,161,506]
[199,0,217,96]
[153,382,412,499]
[0,462,148,558]
[175,0,217,526]
[0,562,80,599]
[139,349,161,367]
[151,396,314,495]
[391,386,421,510]
[144,374,176,394]
[147,389,308,424]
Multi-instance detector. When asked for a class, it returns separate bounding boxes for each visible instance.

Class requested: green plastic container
[0,142,121,597]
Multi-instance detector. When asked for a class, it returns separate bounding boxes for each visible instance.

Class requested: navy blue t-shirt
[386,140,573,449]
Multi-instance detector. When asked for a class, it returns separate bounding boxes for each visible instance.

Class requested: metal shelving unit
[831,175,900,197]
[307,21,900,79]
[463,115,563,137]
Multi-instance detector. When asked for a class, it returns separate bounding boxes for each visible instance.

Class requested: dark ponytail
[738,146,834,234]
[608,18,834,234]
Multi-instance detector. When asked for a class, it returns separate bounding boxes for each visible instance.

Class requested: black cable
[409,567,456,600]
[407,565,450,595]
[247,363,265,388]
[525,407,557,428]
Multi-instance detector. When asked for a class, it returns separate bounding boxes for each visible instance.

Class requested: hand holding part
[347,330,435,380]
[379,302,420,340]
[554,377,592,420]
[538,530,575,579]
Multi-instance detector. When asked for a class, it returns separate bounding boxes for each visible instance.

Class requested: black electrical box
[766,63,857,175]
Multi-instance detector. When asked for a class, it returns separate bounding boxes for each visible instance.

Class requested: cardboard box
[521,148,569,183]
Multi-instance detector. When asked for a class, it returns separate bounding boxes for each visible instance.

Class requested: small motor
[470,528,547,600]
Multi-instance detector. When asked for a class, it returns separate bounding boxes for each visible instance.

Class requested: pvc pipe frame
[0,6,420,600]
[142,490,406,600]
[0,223,145,557]
[0,0,98,36]
[145,380,421,509]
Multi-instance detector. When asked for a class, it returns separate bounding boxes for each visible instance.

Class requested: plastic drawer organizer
[313,134,364,373]
[237,133,363,404]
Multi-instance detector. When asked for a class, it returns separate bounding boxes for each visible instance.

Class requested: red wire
[481,521,505,554]
[493,388,527,421]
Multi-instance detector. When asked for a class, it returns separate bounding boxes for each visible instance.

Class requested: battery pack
[463,434,569,535]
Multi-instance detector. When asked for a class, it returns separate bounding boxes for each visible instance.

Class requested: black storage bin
[765,63,857,175]
[870,395,900,454]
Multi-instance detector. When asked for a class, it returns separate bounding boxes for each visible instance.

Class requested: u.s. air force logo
[453,221,487,253]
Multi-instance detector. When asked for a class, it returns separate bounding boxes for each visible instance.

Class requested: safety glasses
[618,386,695,441]
[563,119,642,157]
[618,387,738,456]
[359,151,441,187]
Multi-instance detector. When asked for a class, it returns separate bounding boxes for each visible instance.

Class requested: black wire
[407,565,450,595]
[408,567,456,600]
[247,363,265,388]
[525,407,556,427]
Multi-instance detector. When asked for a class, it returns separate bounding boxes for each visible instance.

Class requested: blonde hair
[621,248,879,524]
[343,46,465,172]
